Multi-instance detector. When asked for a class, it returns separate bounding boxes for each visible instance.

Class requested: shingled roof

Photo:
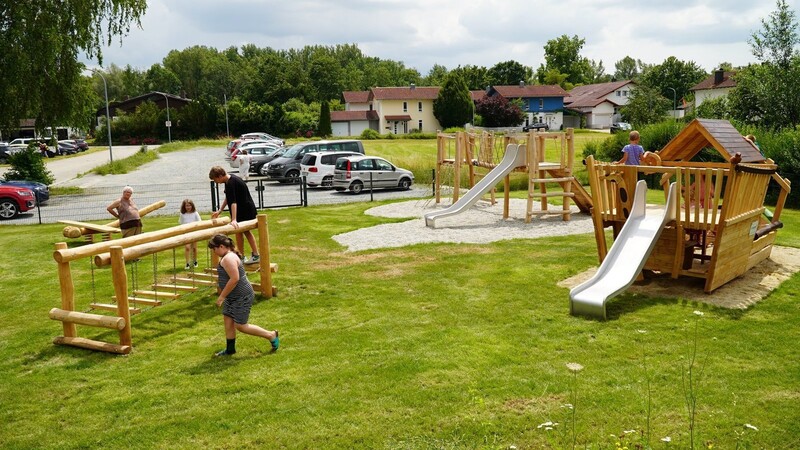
[658,118,765,163]
[690,71,737,91]
[330,110,379,122]
[564,80,633,108]
[488,84,568,98]
[369,86,440,101]
[342,91,370,104]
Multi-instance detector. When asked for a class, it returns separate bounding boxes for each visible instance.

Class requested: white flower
[561,403,574,409]
[545,426,553,431]
[566,362,584,373]
[623,429,636,434]
[636,329,647,334]
[744,423,759,431]
[509,446,517,450]
[693,310,704,316]
[537,421,553,429]
[661,436,672,443]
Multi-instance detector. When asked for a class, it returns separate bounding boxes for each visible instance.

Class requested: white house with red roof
[690,69,736,108]
[331,91,379,136]
[332,86,442,136]
[564,80,634,129]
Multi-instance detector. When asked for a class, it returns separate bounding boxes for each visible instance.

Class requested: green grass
[1,197,799,449]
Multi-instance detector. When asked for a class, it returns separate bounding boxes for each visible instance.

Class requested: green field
[1,138,798,449]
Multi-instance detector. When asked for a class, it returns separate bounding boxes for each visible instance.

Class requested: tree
[619,85,671,125]
[318,101,332,136]
[451,65,490,90]
[750,0,799,69]
[639,56,706,104]
[729,0,800,128]
[433,72,473,128]
[488,60,533,86]
[536,35,592,85]
[475,95,525,127]
[588,60,612,83]
[424,64,449,87]
[0,1,147,131]
[613,56,643,81]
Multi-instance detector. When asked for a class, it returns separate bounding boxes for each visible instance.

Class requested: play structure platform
[571,119,791,319]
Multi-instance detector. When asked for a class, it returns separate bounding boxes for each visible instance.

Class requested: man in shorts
[209,166,260,264]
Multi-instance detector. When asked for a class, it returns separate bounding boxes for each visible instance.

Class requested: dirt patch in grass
[558,246,800,309]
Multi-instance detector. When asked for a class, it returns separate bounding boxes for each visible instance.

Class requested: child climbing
[617,130,645,165]
[179,199,201,270]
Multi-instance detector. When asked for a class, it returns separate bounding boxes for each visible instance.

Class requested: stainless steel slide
[424,144,527,228]
[569,181,678,319]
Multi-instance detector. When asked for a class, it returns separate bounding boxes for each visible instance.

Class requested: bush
[4,146,55,185]
[360,129,381,140]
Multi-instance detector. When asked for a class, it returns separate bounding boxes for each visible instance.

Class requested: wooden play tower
[433,129,592,222]
[586,119,791,293]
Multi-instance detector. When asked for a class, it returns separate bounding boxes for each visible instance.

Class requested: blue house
[486,83,569,130]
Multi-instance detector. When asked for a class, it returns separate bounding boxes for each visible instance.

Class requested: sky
[85,0,794,76]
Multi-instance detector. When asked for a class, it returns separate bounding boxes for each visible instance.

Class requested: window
[418,102,422,112]
[617,91,621,97]
[403,102,408,112]
[418,120,423,130]
[342,142,359,152]
[357,159,375,170]
[376,159,392,171]
[622,90,628,97]
[539,99,544,109]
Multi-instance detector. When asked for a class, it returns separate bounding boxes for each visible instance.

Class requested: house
[95,91,191,129]
[485,83,569,130]
[332,85,444,136]
[330,91,379,137]
[564,80,634,129]
[691,69,736,108]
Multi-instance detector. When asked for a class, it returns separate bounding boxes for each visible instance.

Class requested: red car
[0,185,36,219]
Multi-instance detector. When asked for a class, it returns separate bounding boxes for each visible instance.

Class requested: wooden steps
[132,290,180,299]
[151,283,198,292]
[90,303,142,315]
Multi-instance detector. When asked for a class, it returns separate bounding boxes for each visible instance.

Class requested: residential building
[331,91,379,137]
[564,80,634,129]
[94,91,190,129]
[370,85,441,134]
[485,83,569,130]
[691,69,736,108]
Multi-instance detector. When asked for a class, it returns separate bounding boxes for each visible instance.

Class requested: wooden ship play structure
[50,214,277,354]
[425,128,592,227]
[571,119,792,319]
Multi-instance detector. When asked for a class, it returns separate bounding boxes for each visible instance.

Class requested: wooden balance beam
[60,200,167,239]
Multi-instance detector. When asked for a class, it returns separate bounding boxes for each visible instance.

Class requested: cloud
[85,0,790,75]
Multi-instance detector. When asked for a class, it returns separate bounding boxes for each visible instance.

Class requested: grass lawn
[1,196,799,449]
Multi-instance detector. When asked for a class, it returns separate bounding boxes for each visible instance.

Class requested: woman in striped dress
[208,234,279,356]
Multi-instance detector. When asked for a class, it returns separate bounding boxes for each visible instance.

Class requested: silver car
[332,155,414,194]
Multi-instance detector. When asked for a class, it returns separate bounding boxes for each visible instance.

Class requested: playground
[1,128,799,448]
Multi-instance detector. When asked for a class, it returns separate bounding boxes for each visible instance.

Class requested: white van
[300,151,362,187]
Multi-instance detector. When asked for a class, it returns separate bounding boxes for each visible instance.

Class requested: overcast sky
[86,0,794,76]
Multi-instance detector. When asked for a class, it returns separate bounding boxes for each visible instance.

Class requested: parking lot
[5,145,430,225]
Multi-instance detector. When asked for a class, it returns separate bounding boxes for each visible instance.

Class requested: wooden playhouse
[586,119,792,293]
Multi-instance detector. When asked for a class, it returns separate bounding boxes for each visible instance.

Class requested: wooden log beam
[54,217,231,263]
[49,308,126,330]
[92,218,259,267]
[62,200,167,238]
[53,336,131,354]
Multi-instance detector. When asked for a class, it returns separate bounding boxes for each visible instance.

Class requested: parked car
[0,180,49,203]
[523,122,549,132]
[300,151,363,188]
[0,143,11,163]
[229,143,282,169]
[241,132,284,145]
[0,184,36,219]
[610,122,632,133]
[57,141,79,155]
[249,147,287,175]
[333,155,414,194]
[264,140,365,182]
[229,140,281,166]
[8,138,38,149]
[60,139,89,151]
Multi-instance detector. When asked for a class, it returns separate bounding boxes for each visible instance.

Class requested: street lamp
[667,87,677,121]
[223,92,230,137]
[157,92,171,143]
[89,68,113,163]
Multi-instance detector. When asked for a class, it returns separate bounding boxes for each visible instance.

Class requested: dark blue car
[0,180,49,203]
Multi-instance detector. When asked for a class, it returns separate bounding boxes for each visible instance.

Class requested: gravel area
[333,198,594,251]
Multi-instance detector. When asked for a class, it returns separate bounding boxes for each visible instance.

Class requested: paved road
[7,144,430,225]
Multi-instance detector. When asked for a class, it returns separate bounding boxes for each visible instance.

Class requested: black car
[0,143,11,163]
[523,122,549,132]
[0,180,50,203]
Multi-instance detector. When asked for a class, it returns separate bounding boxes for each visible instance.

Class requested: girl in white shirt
[179,199,202,270]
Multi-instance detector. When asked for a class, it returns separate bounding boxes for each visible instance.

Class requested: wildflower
[509,446,517,450]
[636,329,647,334]
[693,310,704,316]
[566,362,584,373]
[561,403,574,409]
[623,429,636,434]
[537,421,554,429]
[744,423,759,431]
[661,436,672,443]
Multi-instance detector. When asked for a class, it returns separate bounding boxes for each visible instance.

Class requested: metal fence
[7,175,430,226]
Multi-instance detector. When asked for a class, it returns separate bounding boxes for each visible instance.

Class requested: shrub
[4,146,55,185]
[360,129,381,140]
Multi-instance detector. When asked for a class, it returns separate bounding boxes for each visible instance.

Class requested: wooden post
[110,246,132,350]
[54,242,76,338]
[257,214,273,299]
[453,132,462,203]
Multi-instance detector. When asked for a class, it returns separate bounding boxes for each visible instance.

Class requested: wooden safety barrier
[50,214,276,354]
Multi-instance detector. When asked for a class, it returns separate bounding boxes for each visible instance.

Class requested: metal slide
[424,144,527,228]
[570,180,678,319]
